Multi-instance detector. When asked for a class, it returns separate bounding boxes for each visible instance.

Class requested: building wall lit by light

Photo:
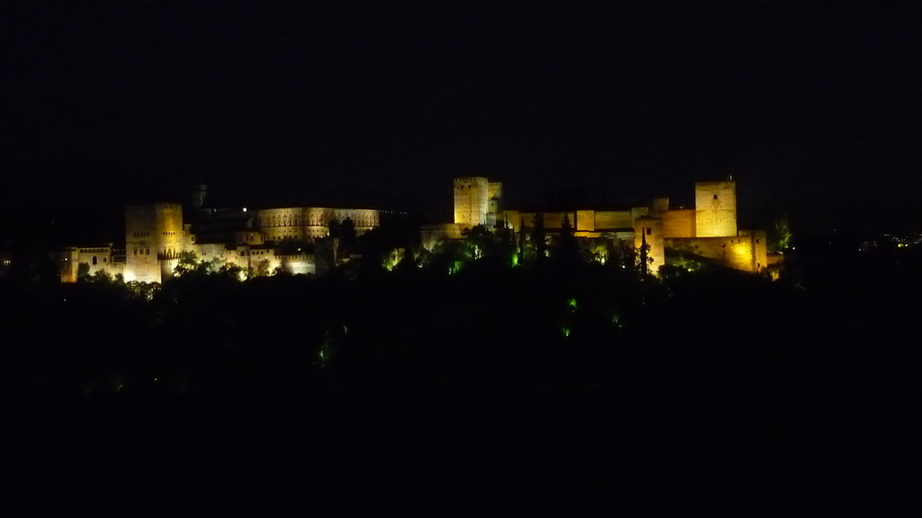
[426,176,769,276]
[63,194,378,284]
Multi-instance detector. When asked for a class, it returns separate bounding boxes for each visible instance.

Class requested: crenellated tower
[453,177,490,227]
[124,203,184,283]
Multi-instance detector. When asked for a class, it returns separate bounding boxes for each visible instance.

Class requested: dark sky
[2,2,920,232]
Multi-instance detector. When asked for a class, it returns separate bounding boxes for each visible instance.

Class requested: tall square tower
[125,203,184,283]
[695,181,737,237]
[453,177,490,227]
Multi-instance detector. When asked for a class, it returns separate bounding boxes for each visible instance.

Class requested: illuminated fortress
[60,186,380,283]
[61,177,768,283]
[423,177,768,275]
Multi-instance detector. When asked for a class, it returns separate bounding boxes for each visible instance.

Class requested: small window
[713,194,718,199]
[92,256,97,265]
[756,239,760,243]
[646,228,652,235]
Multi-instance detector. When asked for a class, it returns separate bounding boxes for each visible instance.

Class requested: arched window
[92,256,98,265]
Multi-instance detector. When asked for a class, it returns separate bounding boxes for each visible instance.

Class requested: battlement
[454,176,488,184]
[453,177,493,227]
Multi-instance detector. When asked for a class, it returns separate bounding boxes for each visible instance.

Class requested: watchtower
[695,180,737,237]
[453,177,490,227]
[125,203,184,283]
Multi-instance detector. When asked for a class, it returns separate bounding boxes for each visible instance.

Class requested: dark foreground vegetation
[3,239,922,513]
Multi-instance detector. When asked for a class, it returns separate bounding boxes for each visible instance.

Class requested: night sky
[2,2,920,233]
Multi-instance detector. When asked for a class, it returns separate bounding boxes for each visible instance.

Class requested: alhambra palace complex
[60,178,769,283]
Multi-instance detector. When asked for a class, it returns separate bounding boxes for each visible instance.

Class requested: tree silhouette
[553,213,580,265]
[461,225,493,260]
[76,262,91,282]
[532,212,547,264]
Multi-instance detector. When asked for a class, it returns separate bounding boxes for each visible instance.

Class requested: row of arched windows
[258,210,379,229]
[263,214,324,227]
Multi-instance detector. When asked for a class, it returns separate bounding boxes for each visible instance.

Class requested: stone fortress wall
[634,217,665,273]
[256,207,379,243]
[424,176,768,275]
[64,191,380,283]
[63,177,768,282]
[60,245,124,283]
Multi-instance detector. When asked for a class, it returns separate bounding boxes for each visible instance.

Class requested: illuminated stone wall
[79,246,118,276]
[453,177,490,227]
[500,211,579,232]
[257,207,379,243]
[667,230,767,273]
[258,207,307,242]
[662,209,696,238]
[542,212,576,230]
[239,247,279,274]
[60,246,126,282]
[60,247,79,282]
[593,211,633,231]
[631,206,650,221]
[633,217,665,275]
[189,243,315,276]
[231,231,264,246]
[509,212,538,231]
[331,208,379,234]
[421,223,465,251]
[738,230,768,272]
[695,181,737,237]
[575,210,595,232]
[487,181,503,227]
